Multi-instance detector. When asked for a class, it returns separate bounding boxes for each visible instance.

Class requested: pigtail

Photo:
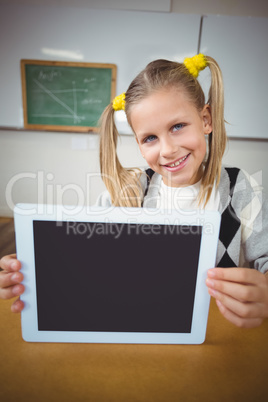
[200,56,227,206]
[99,103,142,207]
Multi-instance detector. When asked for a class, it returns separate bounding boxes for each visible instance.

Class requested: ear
[202,104,212,134]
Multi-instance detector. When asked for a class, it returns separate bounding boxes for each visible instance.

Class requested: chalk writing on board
[84,78,97,84]
[38,70,62,81]
[21,60,117,132]
[32,78,87,124]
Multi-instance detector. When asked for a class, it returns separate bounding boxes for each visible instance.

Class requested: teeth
[168,155,188,167]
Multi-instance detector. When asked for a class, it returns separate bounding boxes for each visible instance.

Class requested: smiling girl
[1,54,268,328]
[97,54,268,328]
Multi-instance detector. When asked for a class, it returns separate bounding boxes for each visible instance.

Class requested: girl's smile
[130,88,212,187]
[162,153,190,171]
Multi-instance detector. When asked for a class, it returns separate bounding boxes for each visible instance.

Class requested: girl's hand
[206,267,268,328]
[0,254,25,313]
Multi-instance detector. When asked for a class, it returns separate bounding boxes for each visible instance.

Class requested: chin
[165,174,198,188]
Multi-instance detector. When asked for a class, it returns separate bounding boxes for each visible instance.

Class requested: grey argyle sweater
[96,166,268,273]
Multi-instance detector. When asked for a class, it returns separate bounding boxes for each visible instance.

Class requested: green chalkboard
[21,60,117,132]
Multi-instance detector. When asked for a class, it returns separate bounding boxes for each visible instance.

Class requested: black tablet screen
[33,220,202,333]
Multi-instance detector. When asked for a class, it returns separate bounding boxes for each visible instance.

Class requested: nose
[160,137,177,159]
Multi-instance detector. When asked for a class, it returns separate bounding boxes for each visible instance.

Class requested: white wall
[2,0,268,17]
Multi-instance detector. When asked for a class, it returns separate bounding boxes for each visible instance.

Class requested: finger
[0,283,25,300]
[11,298,25,313]
[0,254,21,272]
[206,278,260,303]
[212,267,267,285]
[0,270,24,289]
[215,299,263,328]
[208,288,266,319]
[207,267,264,286]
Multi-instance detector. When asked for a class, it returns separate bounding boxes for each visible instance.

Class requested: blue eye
[172,123,185,132]
[144,135,157,143]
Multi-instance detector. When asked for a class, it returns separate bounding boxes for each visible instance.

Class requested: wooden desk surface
[0,298,267,402]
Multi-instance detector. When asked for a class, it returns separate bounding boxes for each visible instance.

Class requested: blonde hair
[99,56,226,207]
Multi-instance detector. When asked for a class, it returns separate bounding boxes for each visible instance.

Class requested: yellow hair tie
[184,54,207,78]
[112,93,125,111]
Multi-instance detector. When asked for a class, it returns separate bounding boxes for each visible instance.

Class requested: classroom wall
[0,1,268,217]
[2,0,268,17]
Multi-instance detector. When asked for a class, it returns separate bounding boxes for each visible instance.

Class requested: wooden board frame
[20,60,117,132]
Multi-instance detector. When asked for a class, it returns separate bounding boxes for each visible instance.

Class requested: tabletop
[0,298,267,402]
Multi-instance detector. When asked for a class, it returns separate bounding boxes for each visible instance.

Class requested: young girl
[1,54,268,328]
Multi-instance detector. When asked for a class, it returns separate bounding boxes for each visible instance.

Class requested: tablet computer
[14,203,221,344]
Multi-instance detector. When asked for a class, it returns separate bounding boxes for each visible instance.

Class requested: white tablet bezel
[14,203,220,344]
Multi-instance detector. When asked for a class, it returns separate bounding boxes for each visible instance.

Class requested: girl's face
[131,88,212,187]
